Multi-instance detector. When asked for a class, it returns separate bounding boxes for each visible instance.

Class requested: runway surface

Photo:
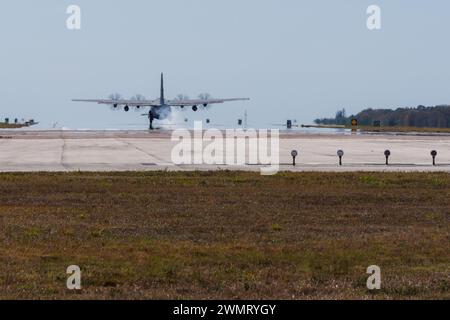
[1,130,450,172]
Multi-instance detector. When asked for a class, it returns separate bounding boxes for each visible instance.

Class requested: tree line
[314,105,450,128]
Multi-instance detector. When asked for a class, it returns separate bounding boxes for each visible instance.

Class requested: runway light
[291,150,298,166]
[337,150,344,166]
[384,150,391,165]
[431,150,437,166]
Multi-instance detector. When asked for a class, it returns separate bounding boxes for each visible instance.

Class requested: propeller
[131,94,146,101]
[198,93,212,109]
[108,93,122,110]
[175,94,189,101]
[174,94,190,110]
[131,94,146,111]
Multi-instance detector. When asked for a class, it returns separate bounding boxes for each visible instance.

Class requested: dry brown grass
[0,171,449,300]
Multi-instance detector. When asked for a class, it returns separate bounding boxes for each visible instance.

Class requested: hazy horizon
[1,0,449,129]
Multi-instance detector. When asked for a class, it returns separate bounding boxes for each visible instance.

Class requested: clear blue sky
[1,0,449,129]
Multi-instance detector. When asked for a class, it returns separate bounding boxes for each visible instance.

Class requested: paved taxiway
[1,130,450,172]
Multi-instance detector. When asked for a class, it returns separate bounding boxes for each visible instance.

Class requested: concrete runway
[1,130,450,172]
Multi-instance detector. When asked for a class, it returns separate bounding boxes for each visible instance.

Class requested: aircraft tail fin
[160,73,164,105]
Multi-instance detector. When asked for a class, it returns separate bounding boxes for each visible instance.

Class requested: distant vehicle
[273,119,299,129]
[73,73,250,130]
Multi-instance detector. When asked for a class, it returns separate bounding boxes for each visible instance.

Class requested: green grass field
[0,172,448,299]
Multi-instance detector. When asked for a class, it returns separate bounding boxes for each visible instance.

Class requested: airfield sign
[337,150,344,166]
[431,150,437,166]
[291,150,298,166]
[384,150,391,165]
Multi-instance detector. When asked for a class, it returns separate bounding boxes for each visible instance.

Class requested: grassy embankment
[302,124,450,133]
[0,124,26,129]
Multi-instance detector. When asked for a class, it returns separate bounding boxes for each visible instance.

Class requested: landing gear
[148,112,154,130]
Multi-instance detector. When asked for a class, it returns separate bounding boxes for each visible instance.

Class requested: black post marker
[291,150,298,166]
[431,150,437,166]
[337,150,344,166]
[384,150,391,165]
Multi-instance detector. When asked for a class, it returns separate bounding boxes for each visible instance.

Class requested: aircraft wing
[167,98,250,107]
[72,99,161,106]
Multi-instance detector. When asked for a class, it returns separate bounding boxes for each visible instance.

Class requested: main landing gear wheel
[148,113,154,130]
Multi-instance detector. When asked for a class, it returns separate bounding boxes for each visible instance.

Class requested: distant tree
[330,108,347,125]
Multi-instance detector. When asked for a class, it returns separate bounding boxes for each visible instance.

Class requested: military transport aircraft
[73,74,249,129]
